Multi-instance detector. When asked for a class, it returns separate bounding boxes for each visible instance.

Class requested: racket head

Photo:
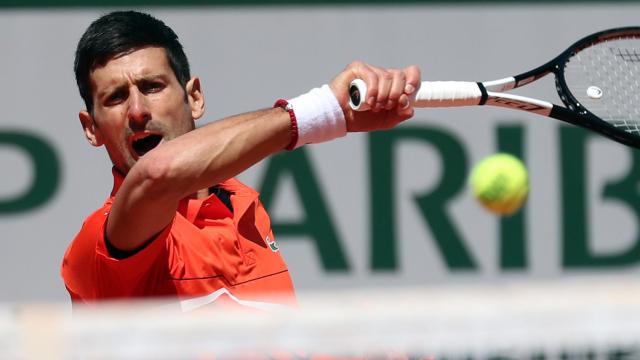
[554,27,640,147]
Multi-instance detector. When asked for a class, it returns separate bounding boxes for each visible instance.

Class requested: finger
[403,64,422,95]
[386,70,407,110]
[349,61,379,108]
[396,93,411,112]
[374,70,393,112]
[395,100,415,120]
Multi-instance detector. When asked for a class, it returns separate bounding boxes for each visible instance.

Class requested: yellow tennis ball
[470,153,529,216]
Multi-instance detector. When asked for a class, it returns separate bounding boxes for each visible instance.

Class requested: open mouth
[131,133,163,158]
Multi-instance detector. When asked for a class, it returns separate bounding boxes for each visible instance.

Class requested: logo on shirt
[266,235,279,252]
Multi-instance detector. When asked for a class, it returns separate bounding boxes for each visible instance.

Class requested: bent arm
[107,107,291,252]
[106,62,421,252]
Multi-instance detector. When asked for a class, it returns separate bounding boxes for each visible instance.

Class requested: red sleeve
[61,203,173,301]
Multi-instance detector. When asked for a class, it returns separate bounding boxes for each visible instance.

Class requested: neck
[193,188,210,199]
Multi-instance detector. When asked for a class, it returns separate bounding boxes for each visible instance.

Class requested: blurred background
[1,0,640,358]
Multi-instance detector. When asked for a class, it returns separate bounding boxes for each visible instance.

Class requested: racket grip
[349,79,370,110]
[349,79,484,111]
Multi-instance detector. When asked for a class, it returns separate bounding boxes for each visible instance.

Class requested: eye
[105,89,127,106]
[140,80,165,94]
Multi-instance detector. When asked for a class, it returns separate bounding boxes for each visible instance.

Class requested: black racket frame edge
[512,26,640,149]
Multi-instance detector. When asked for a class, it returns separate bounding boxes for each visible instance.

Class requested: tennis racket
[349,27,640,149]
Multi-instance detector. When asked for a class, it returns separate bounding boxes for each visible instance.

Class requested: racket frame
[507,27,640,148]
[348,27,640,148]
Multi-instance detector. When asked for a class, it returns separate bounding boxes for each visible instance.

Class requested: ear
[79,110,103,147]
[186,77,205,120]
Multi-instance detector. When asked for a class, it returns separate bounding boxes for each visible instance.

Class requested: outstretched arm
[107,61,421,253]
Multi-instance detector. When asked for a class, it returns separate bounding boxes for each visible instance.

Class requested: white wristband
[288,84,346,149]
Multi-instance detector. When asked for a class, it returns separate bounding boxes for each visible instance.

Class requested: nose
[127,88,151,130]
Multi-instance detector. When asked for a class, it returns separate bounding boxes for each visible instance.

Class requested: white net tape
[4,276,640,359]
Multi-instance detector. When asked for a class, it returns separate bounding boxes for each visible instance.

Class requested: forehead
[90,46,174,89]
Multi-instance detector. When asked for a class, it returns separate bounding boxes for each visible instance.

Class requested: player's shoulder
[61,201,113,294]
[80,200,113,236]
[219,177,257,194]
[218,178,263,206]
[65,201,112,258]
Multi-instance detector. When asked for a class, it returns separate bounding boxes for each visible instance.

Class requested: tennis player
[61,10,420,311]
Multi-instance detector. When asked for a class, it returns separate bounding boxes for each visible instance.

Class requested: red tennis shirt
[61,169,296,311]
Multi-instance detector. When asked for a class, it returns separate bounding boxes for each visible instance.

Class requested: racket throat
[485,93,553,116]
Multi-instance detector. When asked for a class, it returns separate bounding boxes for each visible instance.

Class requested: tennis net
[4,276,640,359]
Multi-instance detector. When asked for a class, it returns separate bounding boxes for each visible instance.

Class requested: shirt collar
[109,168,257,219]
[110,167,126,197]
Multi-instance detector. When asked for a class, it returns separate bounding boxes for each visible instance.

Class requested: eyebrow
[96,74,169,100]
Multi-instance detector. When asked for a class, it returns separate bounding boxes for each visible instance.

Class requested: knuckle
[410,64,421,78]
[347,60,367,72]
[348,60,363,68]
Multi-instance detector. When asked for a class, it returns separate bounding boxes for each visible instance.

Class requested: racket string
[564,36,640,135]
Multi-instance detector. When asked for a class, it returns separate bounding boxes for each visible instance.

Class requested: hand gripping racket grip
[348,79,485,111]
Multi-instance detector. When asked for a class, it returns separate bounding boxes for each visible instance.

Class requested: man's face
[80,46,201,174]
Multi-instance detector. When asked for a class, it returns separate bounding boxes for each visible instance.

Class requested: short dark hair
[74,11,191,112]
